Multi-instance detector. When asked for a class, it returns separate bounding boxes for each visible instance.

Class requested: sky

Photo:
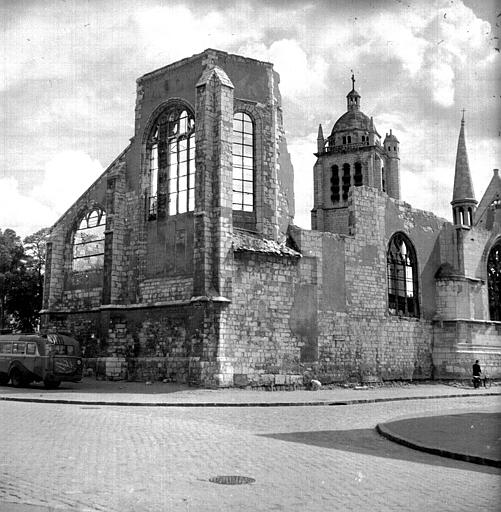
[1,0,500,238]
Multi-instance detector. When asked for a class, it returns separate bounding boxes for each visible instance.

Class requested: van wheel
[44,378,61,389]
[10,368,26,388]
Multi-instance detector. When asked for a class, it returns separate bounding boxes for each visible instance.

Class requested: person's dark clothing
[473,363,481,376]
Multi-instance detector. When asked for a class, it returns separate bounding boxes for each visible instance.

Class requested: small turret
[346,74,360,111]
[384,129,399,155]
[383,129,401,200]
[451,111,477,227]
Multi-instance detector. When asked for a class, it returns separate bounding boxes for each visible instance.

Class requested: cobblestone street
[1,395,499,511]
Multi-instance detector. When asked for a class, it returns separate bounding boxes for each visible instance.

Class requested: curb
[376,422,501,468]
[0,391,499,408]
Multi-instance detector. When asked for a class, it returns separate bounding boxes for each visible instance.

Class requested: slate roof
[452,116,476,203]
[231,230,301,257]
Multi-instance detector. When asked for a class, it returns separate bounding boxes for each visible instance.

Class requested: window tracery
[487,241,501,321]
[387,233,419,317]
[72,208,106,272]
[232,112,254,211]
[147,106,195,218]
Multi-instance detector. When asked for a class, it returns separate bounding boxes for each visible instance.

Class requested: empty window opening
[487,241,501,321]
[347,135,352,143]
[354,162,363,186]
[73,208,106,272]
[387,233,419,317]
[331,165,340,203]
[342,136,347,144]
[382,166,386,192]
[147,106,195,219]
[148,127,159,219]
[459,208,465,225]
[232,112,254,212]
[342,163,351,200]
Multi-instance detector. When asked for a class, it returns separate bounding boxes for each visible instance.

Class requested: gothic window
[354,162,363,186]
[387,233,419,317]
[382,166,386,192]
[148,127,159,218]
[72,208,106,272]
[232,112,254,211]
[487,241,501,321]
[331,165,340,203]
[342,136,347,144]
[147,106,195,219]
[342,163,351,200]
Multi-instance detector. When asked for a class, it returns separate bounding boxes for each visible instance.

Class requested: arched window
[147,106,195,218]
[331,165,340,203]
[232,112,254,211]
[342,163,351,200]
[73,208,106,272]
[487,241,501,321]
[387,233,419,317]
[354,162,363,186]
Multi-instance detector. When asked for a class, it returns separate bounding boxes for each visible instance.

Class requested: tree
[0,229,25,330]
[0,227,50,332]
[24,227,50,307]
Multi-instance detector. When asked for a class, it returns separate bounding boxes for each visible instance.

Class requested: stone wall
[433,320,501,379]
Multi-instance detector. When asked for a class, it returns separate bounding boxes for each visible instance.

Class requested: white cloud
[429,60,455,107]
[0,177,55,237]
[0,151,104,237]
[38,151,104,214]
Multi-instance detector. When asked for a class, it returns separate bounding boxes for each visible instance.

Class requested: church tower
[311,76,400,233]
[451,112,477,227]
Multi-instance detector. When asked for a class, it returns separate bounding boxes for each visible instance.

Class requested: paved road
[0,396,499,512]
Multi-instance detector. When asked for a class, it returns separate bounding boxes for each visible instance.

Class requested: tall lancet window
[232,112,254,211]
[147,106,195,219]
[487,241,501,321]
[387,233,420,317]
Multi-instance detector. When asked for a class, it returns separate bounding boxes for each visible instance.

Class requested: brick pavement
[0,395,499,511]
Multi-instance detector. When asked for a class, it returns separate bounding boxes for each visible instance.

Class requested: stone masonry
[41,49,501,386]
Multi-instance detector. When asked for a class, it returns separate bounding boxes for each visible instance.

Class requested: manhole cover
[209,475,255,485]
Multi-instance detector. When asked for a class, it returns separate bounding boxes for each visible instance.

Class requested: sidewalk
[0,376,498,406]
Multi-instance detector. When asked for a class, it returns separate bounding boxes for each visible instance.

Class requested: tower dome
[328,75,380,147]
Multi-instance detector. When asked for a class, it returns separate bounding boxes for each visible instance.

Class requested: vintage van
[0,333,82,388]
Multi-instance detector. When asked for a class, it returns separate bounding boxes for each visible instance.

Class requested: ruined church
[41,49,501,386]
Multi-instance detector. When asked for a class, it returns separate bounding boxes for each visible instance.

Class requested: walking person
[472,360,482,388]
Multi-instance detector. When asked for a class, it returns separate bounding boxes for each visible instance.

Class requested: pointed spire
[451,111,477,227]
[452,111,475,202]
[317,124,324,153]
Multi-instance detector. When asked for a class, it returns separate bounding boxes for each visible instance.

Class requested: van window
[26,343,36,355]
[0,343,12,354]
[12,343,26,354]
